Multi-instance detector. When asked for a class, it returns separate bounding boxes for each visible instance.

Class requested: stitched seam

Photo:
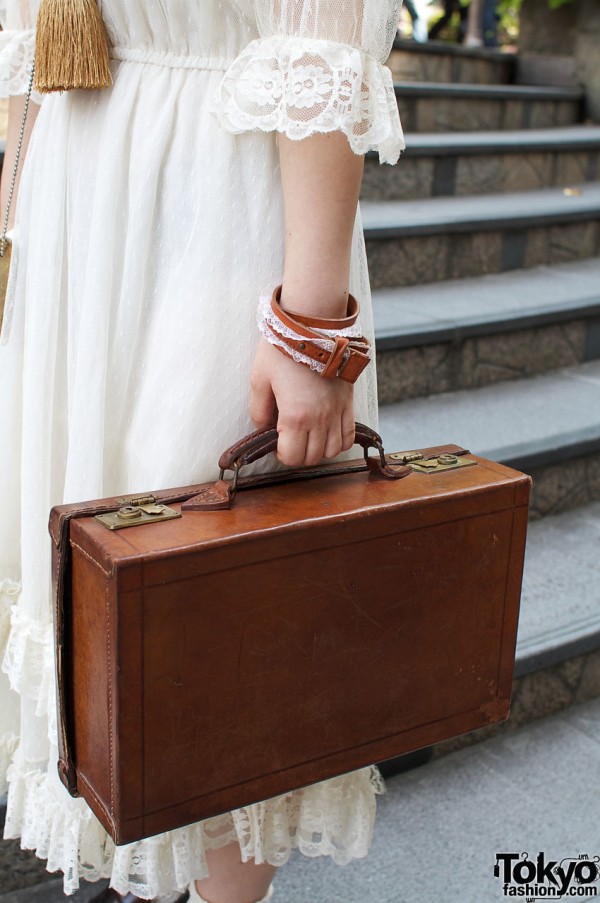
[77,772,117,835]
[105,581,115,817]
[70,540,112,577]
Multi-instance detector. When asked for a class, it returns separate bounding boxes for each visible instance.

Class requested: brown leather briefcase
[49,424,532,845]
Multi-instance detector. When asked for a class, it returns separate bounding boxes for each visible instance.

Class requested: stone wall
[518,0,600,121]
[574,0,600,121]
[519,0,578,55]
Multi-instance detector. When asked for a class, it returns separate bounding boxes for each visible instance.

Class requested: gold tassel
[34,0,112,93]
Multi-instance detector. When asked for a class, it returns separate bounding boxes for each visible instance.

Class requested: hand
[250,337,356,467]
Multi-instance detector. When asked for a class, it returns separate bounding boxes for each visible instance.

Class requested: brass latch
[95,494,182,530]
[388,451,476,474]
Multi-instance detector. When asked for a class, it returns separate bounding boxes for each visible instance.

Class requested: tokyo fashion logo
[494,852,600,898]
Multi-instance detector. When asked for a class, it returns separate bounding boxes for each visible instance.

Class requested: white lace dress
[0,0,405,896]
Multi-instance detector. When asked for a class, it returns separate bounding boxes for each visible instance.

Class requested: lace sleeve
[0,0,37,97]
[211,0,405,165]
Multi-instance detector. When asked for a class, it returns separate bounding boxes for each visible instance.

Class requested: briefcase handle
[182,423,414,511]
[218,422,387,471]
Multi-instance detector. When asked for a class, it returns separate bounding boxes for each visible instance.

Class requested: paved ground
[2,695,600,903]
[0,835,52,897]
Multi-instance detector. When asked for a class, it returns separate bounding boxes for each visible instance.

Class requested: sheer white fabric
[0,0,403,896]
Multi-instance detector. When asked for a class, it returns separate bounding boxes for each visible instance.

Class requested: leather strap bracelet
[258,285,371,384]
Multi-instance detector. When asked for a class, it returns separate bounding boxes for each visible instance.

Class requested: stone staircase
[365,38,600,766]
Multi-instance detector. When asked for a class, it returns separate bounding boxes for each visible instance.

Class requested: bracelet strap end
[320,336,350,379]
[335,349,371,384]
[320,338,371,384]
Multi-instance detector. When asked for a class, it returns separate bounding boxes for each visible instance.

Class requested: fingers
[252,336,356,468]
[250,371,277,431]
[250,387,276,431]
[276,425,309,468]
[277,405,355,467]
[341,406,356,451]
[307,427,330,464]
[323,424,343,460]
[322,408,354,460]
[321,402,355,460]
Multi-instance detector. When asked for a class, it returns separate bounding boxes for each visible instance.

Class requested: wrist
[280,273,351,320]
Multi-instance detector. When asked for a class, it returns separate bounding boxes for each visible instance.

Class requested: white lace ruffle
[0,28,36,97]
[5,756,385,897]
[5,760,116,889]
[2,604,57,746]
[211,35,405,164]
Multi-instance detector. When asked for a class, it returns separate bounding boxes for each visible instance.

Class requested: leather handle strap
[218,422,384,471]
[184,423,412,511]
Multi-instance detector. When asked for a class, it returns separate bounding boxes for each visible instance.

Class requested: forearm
[278,132,365,320]
[0,94,39,230]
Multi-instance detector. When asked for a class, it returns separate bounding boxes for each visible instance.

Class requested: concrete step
[374,258,600,403]
[516,500,600,677]
[0,879,108,902]
[388,37,516,85]
[394,81,583,133]
[362,182,600,288]
[362,126,600,201]
[378,357,600,520]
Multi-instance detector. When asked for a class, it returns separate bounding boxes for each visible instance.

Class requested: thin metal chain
[0,63,35,258]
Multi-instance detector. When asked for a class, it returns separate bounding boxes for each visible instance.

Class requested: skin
[250,130,365,469]
[0,95,39,230]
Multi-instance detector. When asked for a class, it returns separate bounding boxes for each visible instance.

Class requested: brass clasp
[95,494,182,531]
[388,451,476,474]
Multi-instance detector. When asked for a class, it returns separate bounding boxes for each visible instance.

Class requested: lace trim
[4,757,384,897]
[2,605,57,746]
[0,29,39,99]
[211,35,405,164]
[257,292,364,374]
